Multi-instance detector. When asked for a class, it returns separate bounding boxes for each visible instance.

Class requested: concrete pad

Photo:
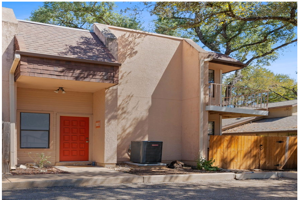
[235,172,278,180]
[143,173,235,183]
[278,172,297,179]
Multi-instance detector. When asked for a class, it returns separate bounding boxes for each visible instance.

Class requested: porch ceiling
[206,105,269,118]
[16,76,114,93]
[209,62,242,73]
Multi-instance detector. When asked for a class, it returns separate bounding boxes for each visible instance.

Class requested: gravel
[2,179,297,200]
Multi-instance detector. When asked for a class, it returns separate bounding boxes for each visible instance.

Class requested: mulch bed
[113,164,230,175]
[126,168,227,175]
[11,167,70,175]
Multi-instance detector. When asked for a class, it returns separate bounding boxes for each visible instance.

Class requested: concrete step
[55,161,93,166]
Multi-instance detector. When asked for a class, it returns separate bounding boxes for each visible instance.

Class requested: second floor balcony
[206,83,269,118]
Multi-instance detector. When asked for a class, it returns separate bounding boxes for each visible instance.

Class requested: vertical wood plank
[2,122,11,174]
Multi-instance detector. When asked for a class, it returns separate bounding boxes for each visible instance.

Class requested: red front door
[60,116,89,161]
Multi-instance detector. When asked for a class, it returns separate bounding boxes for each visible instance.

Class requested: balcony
[206,83,269,118]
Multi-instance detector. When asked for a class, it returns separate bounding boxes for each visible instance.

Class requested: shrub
[196,157,219,171]
[28,152,51,168]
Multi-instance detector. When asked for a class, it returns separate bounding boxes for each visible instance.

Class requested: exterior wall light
[54,87,66,94]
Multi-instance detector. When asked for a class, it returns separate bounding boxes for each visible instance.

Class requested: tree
[30,2,143,30]
[150,2,297,66]
[223,66,297,103]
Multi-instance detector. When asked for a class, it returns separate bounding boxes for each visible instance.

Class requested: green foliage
[196,157,219,171]
[223,66,297,102]
[28,152,51,168]
[150,2,297,66]
[30,2,143,30]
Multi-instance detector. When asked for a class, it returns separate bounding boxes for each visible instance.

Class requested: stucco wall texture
[3,8,226,166]
[2,8,18,122]
[109,28,207,163]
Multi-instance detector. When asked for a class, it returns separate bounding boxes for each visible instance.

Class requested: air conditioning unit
[130,141,163,164]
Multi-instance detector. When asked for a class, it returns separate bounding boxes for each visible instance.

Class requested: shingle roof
[268,100,297,108]
[222,117,258,127]
[223,115,297,133]
[184,39,245,68]
[209,52,246,67]
[16,20,117,64]
[222,100,297,129]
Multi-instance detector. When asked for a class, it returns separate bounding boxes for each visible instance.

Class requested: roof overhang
[15,50,121,67]
[206,105,269,118]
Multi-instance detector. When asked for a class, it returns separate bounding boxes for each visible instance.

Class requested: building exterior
[222,100,297,136]
[2,7,269,169]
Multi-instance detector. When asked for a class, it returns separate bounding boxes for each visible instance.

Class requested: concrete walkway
[2,166,297,190]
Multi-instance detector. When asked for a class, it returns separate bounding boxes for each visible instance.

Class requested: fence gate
[209,135,297,170]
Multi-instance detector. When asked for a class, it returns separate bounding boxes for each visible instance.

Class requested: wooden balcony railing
[208,83,269,109]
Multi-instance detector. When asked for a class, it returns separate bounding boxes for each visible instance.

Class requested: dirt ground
[112,164,297,176]
[11,167,69,175]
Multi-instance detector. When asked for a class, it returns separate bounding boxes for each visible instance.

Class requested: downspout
[199,55,213,159]
[9,53,20,169]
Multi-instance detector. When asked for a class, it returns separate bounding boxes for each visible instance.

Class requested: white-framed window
[20,112,50,148]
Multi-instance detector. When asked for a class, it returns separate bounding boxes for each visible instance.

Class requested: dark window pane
[208,121,215,135]
[209,69,215,83]
[21,131,49,148]
[21,113,49,130]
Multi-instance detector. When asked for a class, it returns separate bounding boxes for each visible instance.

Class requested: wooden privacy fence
[209,135,297,170]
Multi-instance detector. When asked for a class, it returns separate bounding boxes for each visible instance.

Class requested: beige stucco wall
[92,89,105,165]
[267,106,293,118]
[109,28,184,162]
[16,87,93,165]
[181,41,200,162]
[2,8,18,122]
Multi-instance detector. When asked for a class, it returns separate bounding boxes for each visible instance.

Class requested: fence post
[2,122,11,174]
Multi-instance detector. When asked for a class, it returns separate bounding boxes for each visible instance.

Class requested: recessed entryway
[60,116,89,161]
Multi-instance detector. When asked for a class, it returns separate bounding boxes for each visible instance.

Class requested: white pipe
[9,53,20,169]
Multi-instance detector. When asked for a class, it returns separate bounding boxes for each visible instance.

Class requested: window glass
[208,121,215,135]
[21,113,49,130]
[209,69,215,83]
[21,131,49,148]
[20,113,49,148]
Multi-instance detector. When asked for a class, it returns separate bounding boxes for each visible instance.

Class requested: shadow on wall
[117,32,146,63]
[105,32,183,162]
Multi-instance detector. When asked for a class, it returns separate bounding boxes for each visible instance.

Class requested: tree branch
[269,89,291,100]
[245,39,297,65]
[194,26,221,52]
[231,25,288,53]
[226,3,297,26]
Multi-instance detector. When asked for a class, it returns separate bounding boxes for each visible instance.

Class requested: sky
[2,2,297,81]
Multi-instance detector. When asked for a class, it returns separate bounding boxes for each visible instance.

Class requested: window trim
[20,112,50,149]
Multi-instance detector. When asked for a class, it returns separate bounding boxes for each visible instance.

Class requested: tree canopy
[30,2,143,30]
[223,66,297,102]
[151,2,297,66]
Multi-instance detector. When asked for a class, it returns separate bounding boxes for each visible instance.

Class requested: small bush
[28,152,51,168]
[196,157,219,171]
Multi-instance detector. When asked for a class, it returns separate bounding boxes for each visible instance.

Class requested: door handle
[86,141,89,143]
